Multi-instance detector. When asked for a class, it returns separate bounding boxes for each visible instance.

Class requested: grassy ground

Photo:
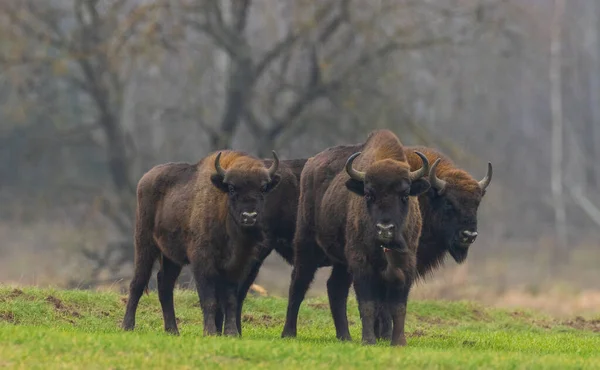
[0,285,599,369]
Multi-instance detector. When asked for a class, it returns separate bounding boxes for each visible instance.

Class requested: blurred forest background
[0,0,599,315]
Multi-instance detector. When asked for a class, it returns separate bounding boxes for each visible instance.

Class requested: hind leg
[157,255,182,335]
[122,244,158,331]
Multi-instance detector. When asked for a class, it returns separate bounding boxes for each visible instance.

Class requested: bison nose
[460,230,478,244]
[376,223,395,240]
[241,211,258,226]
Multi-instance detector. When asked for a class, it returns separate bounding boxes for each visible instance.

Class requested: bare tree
[0,0,166,280]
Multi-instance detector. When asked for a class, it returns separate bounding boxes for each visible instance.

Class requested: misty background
[0,0,598,314]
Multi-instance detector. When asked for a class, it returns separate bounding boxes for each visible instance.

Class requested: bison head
[210,151,281,230]
[344,151,431,249]
[427,159,492,263]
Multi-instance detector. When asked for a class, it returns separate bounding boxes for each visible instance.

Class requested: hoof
[281,330,297,338]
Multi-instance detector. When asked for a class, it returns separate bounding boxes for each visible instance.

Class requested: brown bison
[121,150,281,336]
[277,137,492,342]
[281,130,431,346]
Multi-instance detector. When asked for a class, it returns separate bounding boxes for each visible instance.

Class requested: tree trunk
[549,0,568,267]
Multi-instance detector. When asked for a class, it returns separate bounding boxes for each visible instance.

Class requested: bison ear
[345,178,365,196]
[264,174,282,193]
[409,178,430,196]
[210,173,229,193]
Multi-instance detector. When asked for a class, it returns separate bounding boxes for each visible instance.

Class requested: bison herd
[121,129,492,346]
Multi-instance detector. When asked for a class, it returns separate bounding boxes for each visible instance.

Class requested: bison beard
[121,150,280,336]
[281,130,430,346]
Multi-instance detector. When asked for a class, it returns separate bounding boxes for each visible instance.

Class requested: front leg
[218,278,241,337]
[387,281,412,346]
[353,273,378,345]
[375,304,393,341]
[192,266,218,336]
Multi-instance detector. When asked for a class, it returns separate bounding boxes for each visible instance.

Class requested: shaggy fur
[121,150,281,337]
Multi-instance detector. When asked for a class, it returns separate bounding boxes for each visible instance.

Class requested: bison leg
[157,256,182,335]
[387,283,411,346]
[353,274,378,345]
[375,278,392,341]
[121,243,158,331]
[193,270,219,336]
[281,259,319,338]
[375,307,393,341]
[217,278,241,337]
[327,264,353,341]
[236,242,273,336]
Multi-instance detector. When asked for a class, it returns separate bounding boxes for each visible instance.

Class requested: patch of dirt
[471,308,491,321]
[510,311,526,318]
[415,315,445,325]
[45,295,82,320]
[307,303,329,310]
[0,311,16,323]
[0,288,25,302]
[408,329,426,338]
[562,316,600,333]
[242,313,278,327]
[121,297,128,305]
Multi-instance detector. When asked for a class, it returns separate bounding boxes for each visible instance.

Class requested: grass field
[0,285,599,369]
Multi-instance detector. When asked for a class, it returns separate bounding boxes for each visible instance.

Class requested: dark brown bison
[277,137,492,342]
[281,130,431,346]
[121,150,281,336]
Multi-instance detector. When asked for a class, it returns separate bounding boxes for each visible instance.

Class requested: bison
[121,150,281,337]
[277,137,492,342]
[281,130,431,346]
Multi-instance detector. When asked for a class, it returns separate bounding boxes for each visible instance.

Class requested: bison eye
[401,194,409,203]
[443,199,454,213]
[365,191,375,202]
[228,184,236,195]
[260,184,268,193]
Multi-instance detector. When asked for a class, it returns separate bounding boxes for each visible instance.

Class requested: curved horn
[429,158,447,193]
[409,151,430,181]
[268,150,280,178]
[478,162,493,191]
[345,152,365,182]
[214,152,227,177]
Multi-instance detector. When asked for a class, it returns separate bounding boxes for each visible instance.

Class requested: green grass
[0,285,598,369]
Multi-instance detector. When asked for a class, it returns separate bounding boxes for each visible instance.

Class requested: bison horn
[214,152,227,177]
[345,152,365,182]
[409,151,430,181]
[429,158,447,194]
[478,162,493,191]
[268,150,279,178]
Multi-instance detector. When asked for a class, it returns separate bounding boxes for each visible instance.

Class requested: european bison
[281,130,431,345]
[121,150,281,336]
[277,137,492,342]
